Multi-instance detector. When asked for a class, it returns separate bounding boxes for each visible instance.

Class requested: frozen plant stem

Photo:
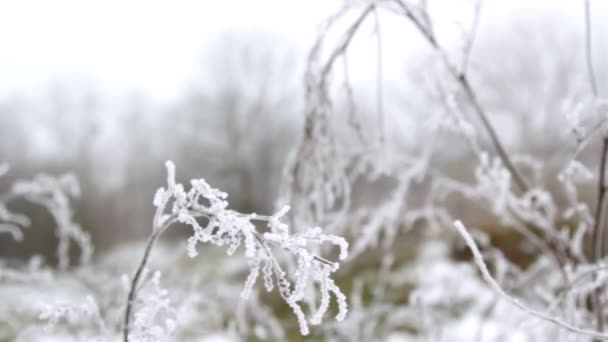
[394,0,574,287]
[593,139,608,262]
[123,161,348,341]
[453,221,608,340]
[585,0,606,336]
[394,0,528,193]
[318,4,374,84]
[123,214,176,342]
[585,0,599,98]
[593,128,608,340]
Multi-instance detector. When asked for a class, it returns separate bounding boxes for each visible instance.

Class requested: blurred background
[1,0,607,264]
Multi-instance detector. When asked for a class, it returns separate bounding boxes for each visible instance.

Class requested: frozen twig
[460,0,483,75]
[123,161,349,341]
[585,0,599,98]
[394,0,529,193]
[454,220,608,340]
[583,0,607,334]
[372,5,386,144]
[0,166,91,268]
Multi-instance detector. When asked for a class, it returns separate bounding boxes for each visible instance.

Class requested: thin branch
[585,0,599,98]
[393,0,529,193]
[454,221,608,340]
[319,4,376,84]
[571,117,607,161]
[544,263,608,316]
[586,0,606,333]
[593,139,608,262]
[460,0,483,75]
[342,53,367,143]
[433,77,482,156]
[123,214,177,342]
[373,4,386,144]
[586,0,606,263]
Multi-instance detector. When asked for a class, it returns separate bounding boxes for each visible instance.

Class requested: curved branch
[122,215,177,342]
[454,221,608,340]
[394,0,529,193]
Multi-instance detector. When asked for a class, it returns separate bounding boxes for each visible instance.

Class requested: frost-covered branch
[454,220,608,340]
[392,0,528,193]
[0,165,92,269]
[123,161,349,341]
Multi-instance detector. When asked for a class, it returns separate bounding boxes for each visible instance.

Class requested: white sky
[0,0,342,100]
[0,0,597,102]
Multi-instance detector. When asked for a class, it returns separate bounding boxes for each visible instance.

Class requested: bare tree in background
[171,31,302,213]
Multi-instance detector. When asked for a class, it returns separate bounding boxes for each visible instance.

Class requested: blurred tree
[169,30,303,213]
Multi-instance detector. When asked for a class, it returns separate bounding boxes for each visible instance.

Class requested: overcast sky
[0,0,600,102]
[0,0,340,100]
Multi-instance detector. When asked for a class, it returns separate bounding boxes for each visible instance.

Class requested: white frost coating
[0,165,92,268]
[148,161,349,335]
[39,295,106,334]
[128,270,177,341]
[453,220,608,340]
[165,160,176,189]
